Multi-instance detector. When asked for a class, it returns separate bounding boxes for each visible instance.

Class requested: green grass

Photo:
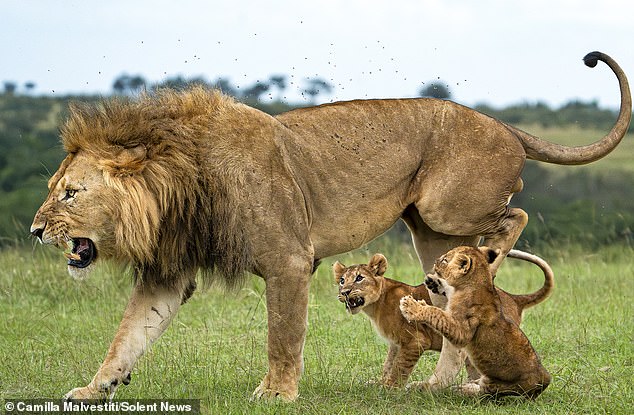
[517,125,634,174]
[1,240,633,414]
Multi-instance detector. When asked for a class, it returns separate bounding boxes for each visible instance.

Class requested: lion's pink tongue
[76,239,90,254]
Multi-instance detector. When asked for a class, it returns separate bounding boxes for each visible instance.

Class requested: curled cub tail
[506,249,554,309]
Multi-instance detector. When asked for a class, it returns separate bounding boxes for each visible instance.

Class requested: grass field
[1,239,633,414]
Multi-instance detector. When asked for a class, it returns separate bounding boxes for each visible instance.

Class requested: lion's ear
[368,253,388,276]
[101,144,148,177]
[455,254,472,274]
[333,261,346,281]
[478,246,500,264]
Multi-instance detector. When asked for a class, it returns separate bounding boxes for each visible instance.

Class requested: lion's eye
[441,257,448,264]
[62,188,77,201]
[339,277,345,286]
[355,275,364,283]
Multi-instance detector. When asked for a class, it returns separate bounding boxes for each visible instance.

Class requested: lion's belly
[309,201,404,258]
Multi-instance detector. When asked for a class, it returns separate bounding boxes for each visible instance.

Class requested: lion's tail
[506,249,554,310]
[510,51,631,165]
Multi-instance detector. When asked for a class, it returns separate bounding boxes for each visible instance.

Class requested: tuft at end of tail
[583,51,602,68]
[518,51,630,165]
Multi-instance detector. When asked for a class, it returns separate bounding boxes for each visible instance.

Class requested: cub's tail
[506,249,554,309]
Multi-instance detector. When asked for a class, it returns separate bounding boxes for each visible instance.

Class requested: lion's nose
[30,224,45,241]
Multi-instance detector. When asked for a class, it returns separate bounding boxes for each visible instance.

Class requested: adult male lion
[31,52,630,401]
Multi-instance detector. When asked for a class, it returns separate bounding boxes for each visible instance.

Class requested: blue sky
[2,0,633,109]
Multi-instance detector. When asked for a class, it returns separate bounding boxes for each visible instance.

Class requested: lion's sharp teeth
[64,252,81,261]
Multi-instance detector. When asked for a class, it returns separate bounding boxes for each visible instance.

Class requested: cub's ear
[333,261,346,281]
[368,253,388,276]
[101,144,148,177]
[455,253,472,274]
[478,246,500,264]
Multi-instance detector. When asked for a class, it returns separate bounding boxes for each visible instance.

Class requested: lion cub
[400,246,551,399]
[334,254,442,387]
[334,250,553,388]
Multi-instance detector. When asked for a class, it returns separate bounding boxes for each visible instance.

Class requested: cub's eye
[441,257,448,264]
[339,277,345,286]
[355,274,364,283]
[62,188,77,201]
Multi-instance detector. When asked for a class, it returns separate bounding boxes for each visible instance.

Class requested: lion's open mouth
[64,238,96,268]
[345,296,365,311]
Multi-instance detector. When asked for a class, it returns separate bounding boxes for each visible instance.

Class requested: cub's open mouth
[64,238,96,268]
[345,296,365,311]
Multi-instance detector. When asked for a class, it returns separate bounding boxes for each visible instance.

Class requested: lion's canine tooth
[64,252,81,261]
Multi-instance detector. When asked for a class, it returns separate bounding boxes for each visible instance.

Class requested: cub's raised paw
[399,295,427,322]
[424,275,445,296]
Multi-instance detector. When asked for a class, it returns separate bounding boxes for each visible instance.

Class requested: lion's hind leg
[482,207,528,275]
[468,375,549,399]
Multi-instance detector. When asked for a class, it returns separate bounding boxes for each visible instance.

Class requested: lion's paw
[63,372,131,402]
[251,383,298,402]
[63,385,111,402]
[365,378,381,386]
[454,382,481,396]
[406,380,434,392]
[399,295,427,322]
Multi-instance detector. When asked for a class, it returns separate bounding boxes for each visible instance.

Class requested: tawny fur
[334,254,443,387]
[400,246,551,399]
[38,89,253,288]
[334,250,553,387]
[30,52,628,401]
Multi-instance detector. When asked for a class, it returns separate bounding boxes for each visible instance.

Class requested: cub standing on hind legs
[334,250,554,389]
[400,246,551,399]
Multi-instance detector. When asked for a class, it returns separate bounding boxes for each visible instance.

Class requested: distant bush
[0,95,69,241]
[475,100,632,133]
[513,163,634,249]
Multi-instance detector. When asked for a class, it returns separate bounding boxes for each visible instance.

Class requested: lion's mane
[61,87,253,287]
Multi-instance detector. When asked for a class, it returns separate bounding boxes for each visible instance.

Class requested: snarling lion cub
[334,250,553,388]
[30,52,627,401]
[400,246,551,399]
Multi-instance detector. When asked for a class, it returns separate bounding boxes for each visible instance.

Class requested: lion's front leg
[252,255,313,402]
[64,283,184,401]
